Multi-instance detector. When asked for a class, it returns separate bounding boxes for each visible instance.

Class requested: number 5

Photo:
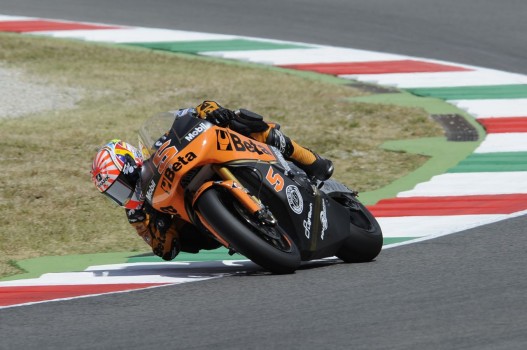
[266,167,284,192]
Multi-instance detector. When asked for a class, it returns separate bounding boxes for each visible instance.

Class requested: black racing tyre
[336,200,383,263]
[196,188,301,274]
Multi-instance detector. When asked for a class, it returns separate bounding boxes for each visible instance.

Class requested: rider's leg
[251,125,334,181]
[230,109,334,181]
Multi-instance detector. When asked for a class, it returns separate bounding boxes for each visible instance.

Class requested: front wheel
[195,188,301,274]
[335,198,383,263]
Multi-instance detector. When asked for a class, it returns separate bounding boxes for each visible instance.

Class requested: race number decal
[266,167,284,192]
[153,140,178,174]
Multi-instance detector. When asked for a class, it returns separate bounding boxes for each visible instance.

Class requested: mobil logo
[184,122,209,142]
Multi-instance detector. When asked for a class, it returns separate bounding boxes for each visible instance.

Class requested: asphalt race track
[1,1,526,349]
[2,0,527,75]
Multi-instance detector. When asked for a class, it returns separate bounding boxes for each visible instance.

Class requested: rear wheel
[196,188,301,274]
[335,198,383,263]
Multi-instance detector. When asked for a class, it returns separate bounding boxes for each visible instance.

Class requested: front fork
[192,165,277,226]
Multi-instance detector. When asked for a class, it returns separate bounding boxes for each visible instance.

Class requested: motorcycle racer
[90,101,334,261]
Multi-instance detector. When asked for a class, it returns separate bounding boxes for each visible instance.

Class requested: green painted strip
[383,237,417,245]
[360,137,478,204]
[3,236,409,280]
[354,91,483,204]
[408,84,527,100]
[127,248,239,263]
[448,152,527,173]
[125,39,311,54]
[0,252,133,281]
[351,91,486,125]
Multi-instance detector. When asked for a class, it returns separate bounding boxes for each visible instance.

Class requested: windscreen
[137,112,177,161]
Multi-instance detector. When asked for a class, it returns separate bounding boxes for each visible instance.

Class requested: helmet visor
[102,172,134,207]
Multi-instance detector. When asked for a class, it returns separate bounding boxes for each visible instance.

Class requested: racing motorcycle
[138,110,383,274]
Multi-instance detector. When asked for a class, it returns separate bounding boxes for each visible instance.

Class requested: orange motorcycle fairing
[143,118,277,222]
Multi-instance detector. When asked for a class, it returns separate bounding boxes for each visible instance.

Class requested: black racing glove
[206,107,236,127]
[196,101,236,127]
[126,208,146,223]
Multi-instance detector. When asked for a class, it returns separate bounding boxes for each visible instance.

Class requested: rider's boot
[257,127,334,181]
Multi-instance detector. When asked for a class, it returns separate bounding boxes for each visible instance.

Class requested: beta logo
[172,151,197,171]
[160,152,197,193]
[216,130,271,155]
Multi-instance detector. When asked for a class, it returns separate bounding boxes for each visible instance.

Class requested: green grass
[0,32,443,278]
